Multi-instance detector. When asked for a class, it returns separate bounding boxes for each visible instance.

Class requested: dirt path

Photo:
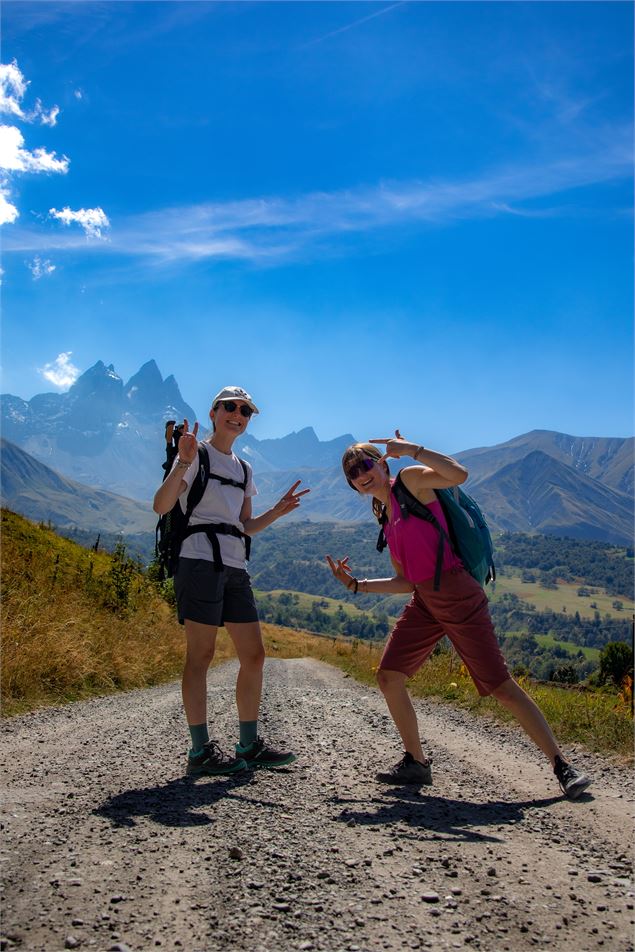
[1,658,633,952]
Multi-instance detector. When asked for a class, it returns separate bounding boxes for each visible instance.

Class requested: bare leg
[376,669,428,764]
[490,677,561,765]
[182,620,218,726]
[225,621,266,722]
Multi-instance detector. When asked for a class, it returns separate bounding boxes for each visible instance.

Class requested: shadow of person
[329,791,567,844]
[95,772,281,829]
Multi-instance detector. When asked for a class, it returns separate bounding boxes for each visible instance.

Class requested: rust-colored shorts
[379,567,509,696]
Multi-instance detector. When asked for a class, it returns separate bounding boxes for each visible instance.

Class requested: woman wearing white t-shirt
[153,386,309,777]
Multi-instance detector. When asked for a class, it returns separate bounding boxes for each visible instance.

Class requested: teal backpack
[377,471,496,591]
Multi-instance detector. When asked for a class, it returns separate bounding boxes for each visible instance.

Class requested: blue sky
[1,1,633,452]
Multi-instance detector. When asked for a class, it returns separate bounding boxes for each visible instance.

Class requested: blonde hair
[341,443,389,523]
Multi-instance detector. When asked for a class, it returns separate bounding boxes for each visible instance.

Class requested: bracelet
[347,577,359,594]
[413,445,425,462]
[175,459,190,470]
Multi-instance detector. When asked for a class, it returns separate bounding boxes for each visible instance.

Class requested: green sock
[239,720,258,748]
[189,723,209,754]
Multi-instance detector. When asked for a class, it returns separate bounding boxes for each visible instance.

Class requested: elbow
[152,495,166,516]
[456,465,468,484]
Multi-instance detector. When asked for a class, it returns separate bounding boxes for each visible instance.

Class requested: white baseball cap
[211,385,260,414]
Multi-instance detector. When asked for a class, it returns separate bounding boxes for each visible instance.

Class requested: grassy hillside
[1,510,631,759]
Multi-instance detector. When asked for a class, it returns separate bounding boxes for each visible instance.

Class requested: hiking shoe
[186,741,247,777]
[554,755,592,799]
[236,736,296,769]
[376,752,433,786]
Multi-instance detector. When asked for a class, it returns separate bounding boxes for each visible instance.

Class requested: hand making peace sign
[176,419,200,465]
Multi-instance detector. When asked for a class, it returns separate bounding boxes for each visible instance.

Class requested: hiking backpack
[376,471,496,591]
[154,421,250,580]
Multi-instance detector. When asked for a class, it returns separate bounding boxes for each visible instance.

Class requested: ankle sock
[189,723,209,754]
[239,720,258,747]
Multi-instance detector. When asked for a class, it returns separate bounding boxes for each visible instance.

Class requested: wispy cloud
[27,256,56,280]
[49,206,110,239]
[300,2,406,49]
[38,351,80,389]
[4,127,631,265]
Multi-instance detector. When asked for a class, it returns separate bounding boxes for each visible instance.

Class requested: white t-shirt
[174,442,257,570]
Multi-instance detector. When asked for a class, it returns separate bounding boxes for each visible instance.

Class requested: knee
[376,668,404,695]
[240,645,265,672]
[185,646,215,671]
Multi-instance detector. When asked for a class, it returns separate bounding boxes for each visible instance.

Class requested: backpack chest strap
[183,522,251,571]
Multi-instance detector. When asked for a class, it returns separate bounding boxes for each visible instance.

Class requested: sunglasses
[218,400,253,418]
[345,457,376,481]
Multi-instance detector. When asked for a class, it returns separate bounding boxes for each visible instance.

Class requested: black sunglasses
[217,400,253,418]
[345,457,376,481]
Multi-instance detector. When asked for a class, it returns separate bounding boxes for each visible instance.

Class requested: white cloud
[28,256,56,280]
[49,206,110,239]
[0,62,28,119]
[38,352,80,389]
[0,60,60,126]
[0,125,69,173]
[0,184,18,224]
[34,100,59,127]
[74,89,83,101]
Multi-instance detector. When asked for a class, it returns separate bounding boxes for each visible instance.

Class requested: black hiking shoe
[236,736,296,769]
[554,755,592,799]
[186,741,247,777]
[376,752,433,786]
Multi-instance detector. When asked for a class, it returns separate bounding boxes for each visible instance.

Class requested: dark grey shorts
[174,559,259,627]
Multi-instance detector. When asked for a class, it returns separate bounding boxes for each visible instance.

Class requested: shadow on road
[328,791,565,843]
[95,772,284,829]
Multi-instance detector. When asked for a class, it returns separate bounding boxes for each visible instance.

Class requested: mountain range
[1,359,633,545]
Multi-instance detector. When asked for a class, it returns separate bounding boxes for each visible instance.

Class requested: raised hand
[272,480,311,518]
[176,419,200,464]
[325,554,355,590]
[369,429,414,462]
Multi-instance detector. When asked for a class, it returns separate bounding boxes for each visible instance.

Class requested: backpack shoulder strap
[184,444,210,520]
[393,472,443,529]
[238,458,249,490]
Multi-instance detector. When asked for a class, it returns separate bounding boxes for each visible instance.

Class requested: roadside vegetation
[2,509,632,760]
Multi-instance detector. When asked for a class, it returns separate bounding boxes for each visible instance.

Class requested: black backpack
[155,421,251,579]
[377,471,496,591]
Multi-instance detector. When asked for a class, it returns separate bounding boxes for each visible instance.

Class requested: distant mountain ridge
[473,449,633,545]
[457,429,633,496]
[1,359,633,544]
[2,360,195,499]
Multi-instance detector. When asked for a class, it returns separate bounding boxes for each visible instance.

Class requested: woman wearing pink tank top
[326,432,591,800]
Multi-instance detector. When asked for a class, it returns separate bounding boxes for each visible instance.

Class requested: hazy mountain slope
[0,439,156,534]
[474,450,634,545]
[458,429,634,495]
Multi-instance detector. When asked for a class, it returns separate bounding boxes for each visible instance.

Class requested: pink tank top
[383,481,462,583]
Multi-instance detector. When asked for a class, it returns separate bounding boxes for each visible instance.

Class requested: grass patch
[492,573,634,619]
[503,632,601,663]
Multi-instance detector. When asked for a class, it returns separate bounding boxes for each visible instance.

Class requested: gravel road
[1,658,634,952]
